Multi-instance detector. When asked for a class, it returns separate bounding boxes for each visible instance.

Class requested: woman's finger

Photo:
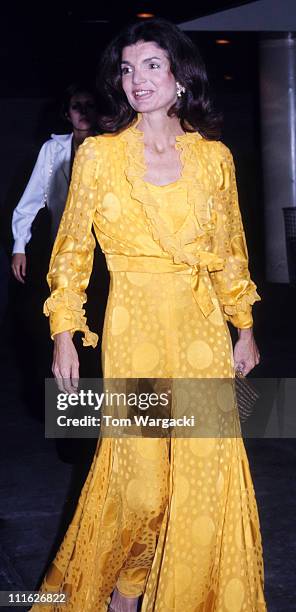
[70,362,79,392]
[53,368,67,393]
[234,360,246,373]
[60,371,75,394]
[55,376,66,393]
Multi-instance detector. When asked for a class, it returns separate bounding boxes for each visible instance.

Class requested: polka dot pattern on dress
[34,126,266,612]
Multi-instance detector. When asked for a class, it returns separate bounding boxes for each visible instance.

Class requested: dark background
[0,4,295,611]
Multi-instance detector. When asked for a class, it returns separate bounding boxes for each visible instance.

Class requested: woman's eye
[121,66,132,75]
[149,63,160,69]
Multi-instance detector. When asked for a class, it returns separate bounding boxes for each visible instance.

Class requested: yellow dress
[31,118,267,611]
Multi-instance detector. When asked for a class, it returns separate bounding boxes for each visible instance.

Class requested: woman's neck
[137,111,184,153]
[72,127,95,150]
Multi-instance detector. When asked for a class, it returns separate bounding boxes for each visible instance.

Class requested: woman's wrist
[237,326,253,338]
[53,330,73,343]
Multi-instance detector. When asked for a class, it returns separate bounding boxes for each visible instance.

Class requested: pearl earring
[176,81,186,97]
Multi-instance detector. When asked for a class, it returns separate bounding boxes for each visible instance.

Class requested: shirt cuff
[12,239,27,254]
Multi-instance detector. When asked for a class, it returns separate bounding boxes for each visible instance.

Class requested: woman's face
[121,41,178,114]
[67,93,97,131]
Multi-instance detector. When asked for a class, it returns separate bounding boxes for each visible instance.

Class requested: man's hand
[11,253,27,283]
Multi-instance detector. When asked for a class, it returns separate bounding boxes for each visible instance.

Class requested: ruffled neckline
[128,113,199,187]
[121,115,217,266]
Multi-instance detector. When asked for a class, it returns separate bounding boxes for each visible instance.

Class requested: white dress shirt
[12,133,73,254]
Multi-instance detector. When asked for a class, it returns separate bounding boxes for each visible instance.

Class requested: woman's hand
[52,331,79,393]
[11,253,27,283]
[233,327,260,376]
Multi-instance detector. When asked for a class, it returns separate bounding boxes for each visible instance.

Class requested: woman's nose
[132,70,146,85]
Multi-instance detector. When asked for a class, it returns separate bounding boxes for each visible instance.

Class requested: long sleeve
[11,143,50,253]
[43,137,100,348]
[211,145,261,329]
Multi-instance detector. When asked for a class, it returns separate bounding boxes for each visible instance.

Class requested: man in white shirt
[11,83,98,282]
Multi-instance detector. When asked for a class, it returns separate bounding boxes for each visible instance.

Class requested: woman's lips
[133,90,154,100]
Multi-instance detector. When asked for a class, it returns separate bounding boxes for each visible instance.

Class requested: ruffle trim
[121,118,217,268]
[43,289,98,348]
[223,284,261,315]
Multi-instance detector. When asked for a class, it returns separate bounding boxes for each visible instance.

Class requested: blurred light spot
[137,13,155,18]
[216,39,231,45]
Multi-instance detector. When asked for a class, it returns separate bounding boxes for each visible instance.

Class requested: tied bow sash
[189,252,224,316]
[106,252,224,318]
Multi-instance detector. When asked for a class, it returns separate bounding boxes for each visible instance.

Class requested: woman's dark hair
[97,18,222,139]
[60,82,98,119]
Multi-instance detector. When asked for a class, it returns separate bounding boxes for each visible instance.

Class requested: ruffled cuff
[224,308,253,329]
[43,289,98,348]
[222,284,261,329]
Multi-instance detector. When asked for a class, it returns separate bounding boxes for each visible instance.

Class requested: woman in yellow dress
[31,18,267,612]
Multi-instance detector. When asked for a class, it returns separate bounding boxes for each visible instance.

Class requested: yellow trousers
[31,433,266,611]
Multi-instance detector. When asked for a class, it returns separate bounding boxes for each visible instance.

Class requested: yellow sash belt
[105,252,224,317]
